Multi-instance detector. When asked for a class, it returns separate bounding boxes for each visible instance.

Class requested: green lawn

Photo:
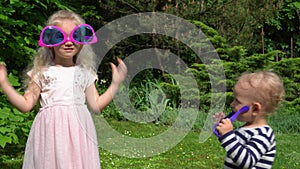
[99,120,300,169]
[1,120,299,169]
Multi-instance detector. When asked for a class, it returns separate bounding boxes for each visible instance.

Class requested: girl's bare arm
[85,58,127,112]
[0,64,40,113]
[85,82,119,113]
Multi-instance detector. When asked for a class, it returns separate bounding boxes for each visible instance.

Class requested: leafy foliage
[264,1,300,57]
[0,0,70,162]
[0,0,71,73]
[268,58,300,102]
[0,73,35,150]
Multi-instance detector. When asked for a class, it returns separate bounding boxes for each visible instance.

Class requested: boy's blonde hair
[27,10,97,85]
[236,71,285,114]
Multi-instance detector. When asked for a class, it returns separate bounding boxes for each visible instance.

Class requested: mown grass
[98,119,300,169]
[1,111,299,169]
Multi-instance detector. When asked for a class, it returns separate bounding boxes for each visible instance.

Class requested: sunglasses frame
[38,24,98,47]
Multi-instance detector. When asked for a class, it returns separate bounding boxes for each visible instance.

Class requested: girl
[0,10,127,169]
[214,71,285,168]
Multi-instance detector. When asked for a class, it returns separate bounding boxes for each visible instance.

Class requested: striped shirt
[219,125,276,169]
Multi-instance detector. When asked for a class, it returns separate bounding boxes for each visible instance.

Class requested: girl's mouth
[64,48,74,52]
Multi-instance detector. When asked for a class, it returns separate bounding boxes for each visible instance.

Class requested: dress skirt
[22,105,101,169]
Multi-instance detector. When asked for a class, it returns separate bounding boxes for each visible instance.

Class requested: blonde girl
[0,10,127,169]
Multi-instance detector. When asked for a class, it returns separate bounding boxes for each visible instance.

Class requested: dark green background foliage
[0,0,299,167]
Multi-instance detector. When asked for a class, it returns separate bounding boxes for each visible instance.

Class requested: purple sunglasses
[38,24,98,47]
[213,105,250,138]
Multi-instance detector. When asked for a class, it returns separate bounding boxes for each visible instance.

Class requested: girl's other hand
[110,57,127,85]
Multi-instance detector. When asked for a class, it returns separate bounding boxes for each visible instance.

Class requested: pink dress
[22,65,101,169]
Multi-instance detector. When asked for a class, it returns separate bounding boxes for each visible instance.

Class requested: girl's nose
[65,39,73,46]
[64,36,73,43]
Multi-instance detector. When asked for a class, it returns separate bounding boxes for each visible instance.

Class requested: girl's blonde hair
[27,10,97,85]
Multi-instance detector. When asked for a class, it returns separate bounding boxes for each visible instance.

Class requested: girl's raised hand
[110,57,127,85]
[0,63,8,86]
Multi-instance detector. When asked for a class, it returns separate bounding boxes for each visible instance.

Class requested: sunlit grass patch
[99,119,299,169]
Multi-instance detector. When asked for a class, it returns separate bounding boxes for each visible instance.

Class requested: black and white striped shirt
[219,125,276,169]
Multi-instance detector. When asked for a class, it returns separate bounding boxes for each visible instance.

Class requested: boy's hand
[216,118,234,136]
[213,112,225,124]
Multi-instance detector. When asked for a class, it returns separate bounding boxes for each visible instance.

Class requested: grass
[98,119,300,169]
[99,119,225,168]
[274,133,300,168]
[1,116,299,169]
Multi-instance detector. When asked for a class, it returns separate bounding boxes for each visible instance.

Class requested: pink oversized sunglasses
[38,24,98,47]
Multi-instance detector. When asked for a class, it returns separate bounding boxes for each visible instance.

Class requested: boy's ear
[252,102,262,116]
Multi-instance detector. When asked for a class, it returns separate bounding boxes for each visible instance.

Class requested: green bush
[0,74,34,149]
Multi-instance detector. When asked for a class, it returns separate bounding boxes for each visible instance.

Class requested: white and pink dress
[23,65,100,169]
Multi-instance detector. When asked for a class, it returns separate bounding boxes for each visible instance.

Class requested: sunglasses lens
[73,26,95,43]
[42,28,64,46]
